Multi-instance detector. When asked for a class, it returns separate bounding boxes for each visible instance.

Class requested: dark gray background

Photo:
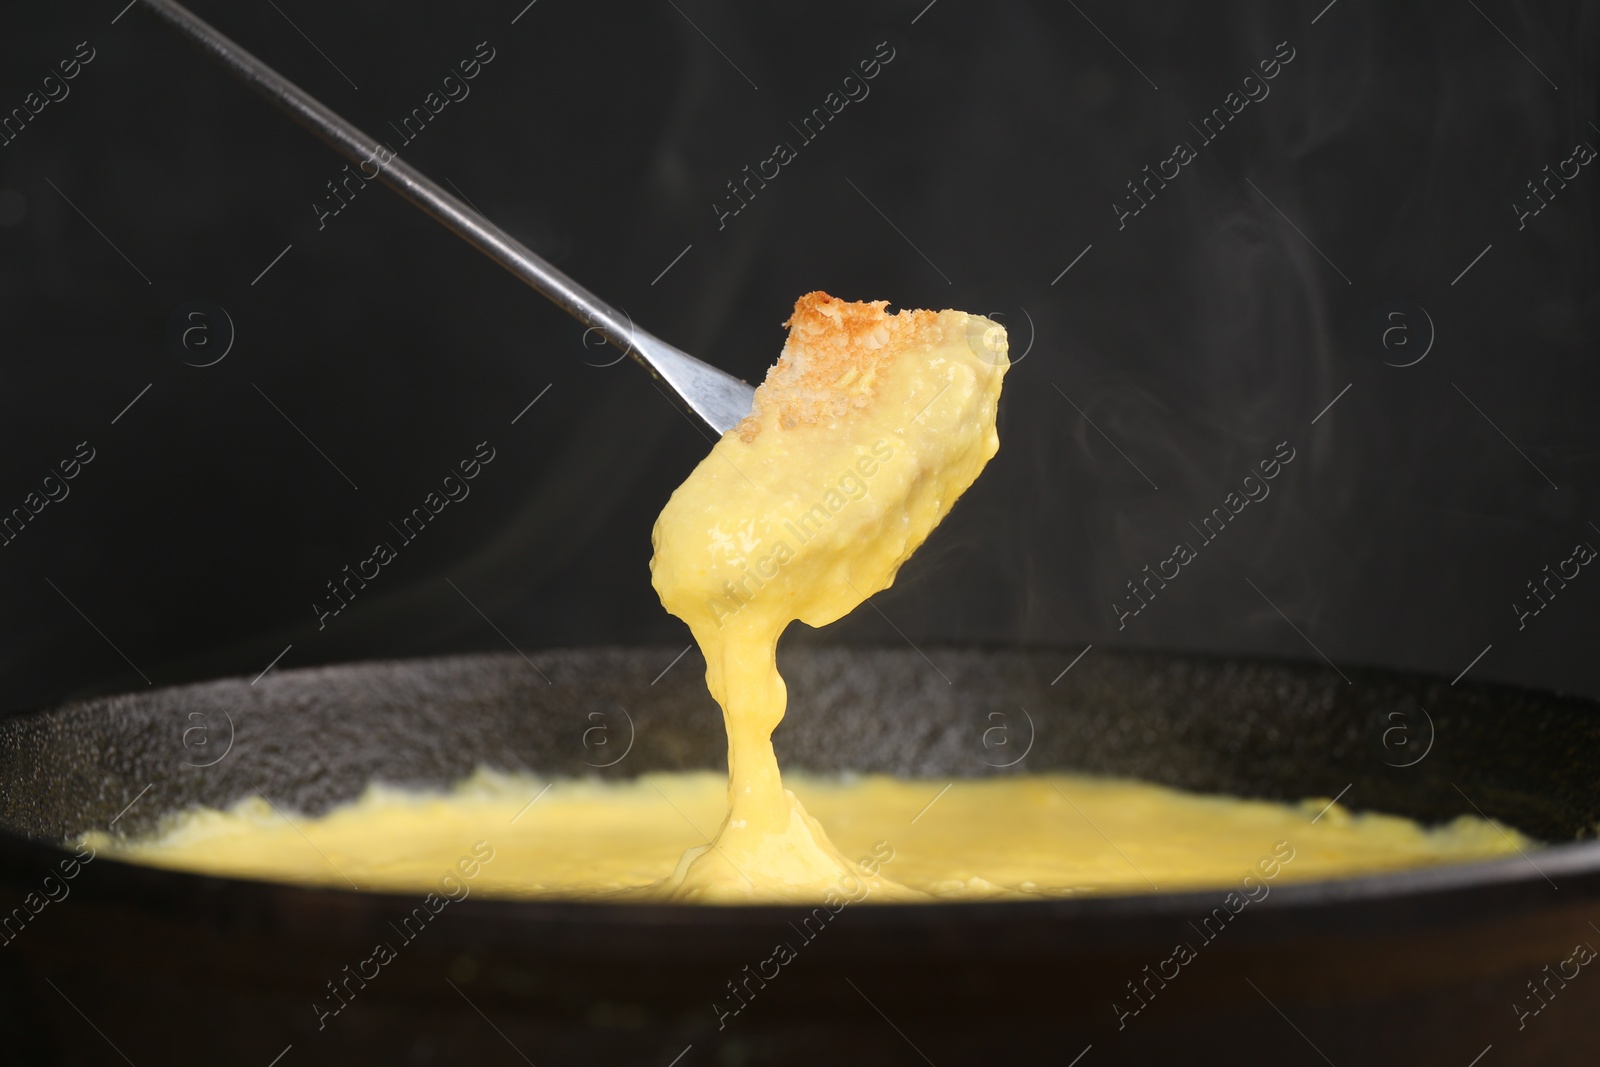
[0,0,1593,714]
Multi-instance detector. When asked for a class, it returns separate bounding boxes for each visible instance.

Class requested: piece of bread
[736,291,938,442]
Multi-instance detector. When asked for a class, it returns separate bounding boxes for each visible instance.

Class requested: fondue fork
[140,0,755,435]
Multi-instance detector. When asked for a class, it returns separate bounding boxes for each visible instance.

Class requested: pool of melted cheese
[85,770,1527,900]
[82,293,1532,902]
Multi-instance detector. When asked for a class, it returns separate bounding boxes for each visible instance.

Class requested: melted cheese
[647,293,1008,901]
[84,769,1530,899]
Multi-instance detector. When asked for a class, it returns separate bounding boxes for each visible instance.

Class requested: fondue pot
[1,645,1597,1065]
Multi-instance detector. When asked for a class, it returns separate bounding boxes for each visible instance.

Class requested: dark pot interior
[1,645,1599,1065]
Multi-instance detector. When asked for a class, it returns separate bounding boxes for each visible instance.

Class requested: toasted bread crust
[736,292,938,442]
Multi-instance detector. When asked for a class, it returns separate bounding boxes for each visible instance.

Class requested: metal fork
[141,0,755,435]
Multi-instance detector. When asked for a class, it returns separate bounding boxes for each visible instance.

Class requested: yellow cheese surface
[84,769,1529,900]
